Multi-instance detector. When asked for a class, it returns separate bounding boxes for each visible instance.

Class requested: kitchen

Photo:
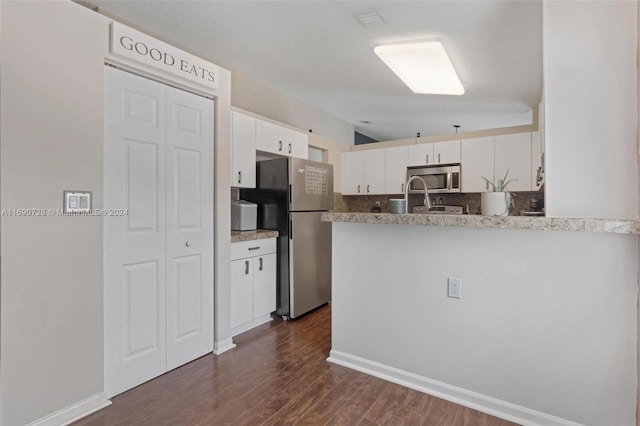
[0,1,638,426]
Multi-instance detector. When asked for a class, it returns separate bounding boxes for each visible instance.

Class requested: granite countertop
[231,229,279,243]
[321,212,640,235]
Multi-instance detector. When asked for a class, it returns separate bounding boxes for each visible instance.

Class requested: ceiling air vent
[353,12,385,29]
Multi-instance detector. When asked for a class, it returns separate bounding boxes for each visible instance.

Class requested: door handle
[288,143,292,154]
[486,180,489,190]
[259,257,263,271]
[245,260,250,275]
[238,171,242,184]
[438,153,441,163]
[426,154,429,164]
[367,184,370,193]
[185,241,192,247]
[357,185,361,193]
[401,183,404,192]
[279,140,283,151]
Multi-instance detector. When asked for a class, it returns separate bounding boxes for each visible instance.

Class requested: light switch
[64,190,91,214]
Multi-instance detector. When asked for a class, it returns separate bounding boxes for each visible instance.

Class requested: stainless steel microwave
[407,164,461,193]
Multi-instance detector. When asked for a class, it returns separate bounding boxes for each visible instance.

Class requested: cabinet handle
[245,260,250,275]
[486,180,489,190]
[248,246,260,251]
[279,140,283,151]
[401,183,404,192]
[259,257,263,271]
[357,185,361,193]
[438,153,441,163]
[367,184,370,193]
[426,154,429,164]
[288,143,292,154]
[238,171,242,184]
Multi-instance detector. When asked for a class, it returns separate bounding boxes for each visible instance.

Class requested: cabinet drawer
[231,238,277,260]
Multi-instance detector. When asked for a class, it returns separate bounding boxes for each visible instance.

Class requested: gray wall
[0,1,233,424]
[0,2,108,424]
[331,223,637,425]
[231,71,354,146]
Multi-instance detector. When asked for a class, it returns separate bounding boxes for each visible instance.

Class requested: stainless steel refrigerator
[240,157,333,319]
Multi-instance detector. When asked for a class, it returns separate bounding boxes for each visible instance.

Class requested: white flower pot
[481,192,511,216]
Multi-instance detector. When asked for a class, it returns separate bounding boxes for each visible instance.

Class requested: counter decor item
[481,169,517,216]
[389,198,406,214]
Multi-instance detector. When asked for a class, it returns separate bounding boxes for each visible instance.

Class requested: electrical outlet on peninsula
[448,277,462,299]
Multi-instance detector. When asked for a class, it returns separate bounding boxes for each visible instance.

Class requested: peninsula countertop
[321,212,640,235]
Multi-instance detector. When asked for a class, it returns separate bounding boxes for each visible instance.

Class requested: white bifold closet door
[104,66,214,397]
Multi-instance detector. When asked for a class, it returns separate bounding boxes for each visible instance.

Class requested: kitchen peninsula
[323,212,638,425]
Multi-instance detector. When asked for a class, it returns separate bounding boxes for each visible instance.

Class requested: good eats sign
[111,22,219,90]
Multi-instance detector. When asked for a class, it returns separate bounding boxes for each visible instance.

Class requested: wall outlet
[448,277,462,299]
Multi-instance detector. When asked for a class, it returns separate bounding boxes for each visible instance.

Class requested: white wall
[0,1,232,424]
[331,223,637,425]
[544,1,638,219]
[231,71,354,146]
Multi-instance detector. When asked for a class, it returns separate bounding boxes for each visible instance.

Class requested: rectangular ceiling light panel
[374,41,464,95]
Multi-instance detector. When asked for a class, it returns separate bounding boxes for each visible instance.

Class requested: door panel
[173,255,202,338]
[230,259,254,329]
[105,67,167,397]
[124,261,161,356]
[126,140,160,232]
[166,86,214,371]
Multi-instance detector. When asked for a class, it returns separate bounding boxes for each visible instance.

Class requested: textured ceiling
[84,0,542,142]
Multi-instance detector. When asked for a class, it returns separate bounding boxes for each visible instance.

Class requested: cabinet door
[494,133,531,192]
[461,137,494,193]
[385,146,409,194]
[364,149,386,194]
[253,253,277,318]
[408,144,434,166]
[434,140,461,164]
[342,151,364,195]
[231,112,256,188]
[531,131,543,191]
[287,128,309,159]
[230,258,254,329]
[256,119,286,155]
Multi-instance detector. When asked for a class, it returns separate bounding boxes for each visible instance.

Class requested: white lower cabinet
[230,238,277,336]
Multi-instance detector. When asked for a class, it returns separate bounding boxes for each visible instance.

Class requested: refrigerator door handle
[289,184,292,204]
[289,220,293,240]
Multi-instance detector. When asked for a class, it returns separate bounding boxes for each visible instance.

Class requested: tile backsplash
[334,191,545,216]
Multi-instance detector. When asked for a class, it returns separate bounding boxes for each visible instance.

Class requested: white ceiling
[84,0,543,142]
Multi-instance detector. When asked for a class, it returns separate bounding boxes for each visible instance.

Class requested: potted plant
[481,169,517,216]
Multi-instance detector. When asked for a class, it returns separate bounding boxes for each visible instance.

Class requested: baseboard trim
[230,315,273,338]
[27,392,111,426]
[327,350,583,426]
[213,337,236,355]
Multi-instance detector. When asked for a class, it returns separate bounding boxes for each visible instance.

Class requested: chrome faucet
[404,176,431,214]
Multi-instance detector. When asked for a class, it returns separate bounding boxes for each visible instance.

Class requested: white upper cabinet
[286,128,309,159]
[494,133,531,192]
[231,111,256,188]
[385,146,409,194]
[342,149,386,195]
[342,151,365,195]
[364,149,386,194]
[433,140,461,164]
[408,144,434,166]
[461,137,494,193]
[255,119,285,154]
[408,140,460,166]
[255,118,308,159]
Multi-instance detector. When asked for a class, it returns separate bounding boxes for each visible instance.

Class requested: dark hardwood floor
[75,305,517,425]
